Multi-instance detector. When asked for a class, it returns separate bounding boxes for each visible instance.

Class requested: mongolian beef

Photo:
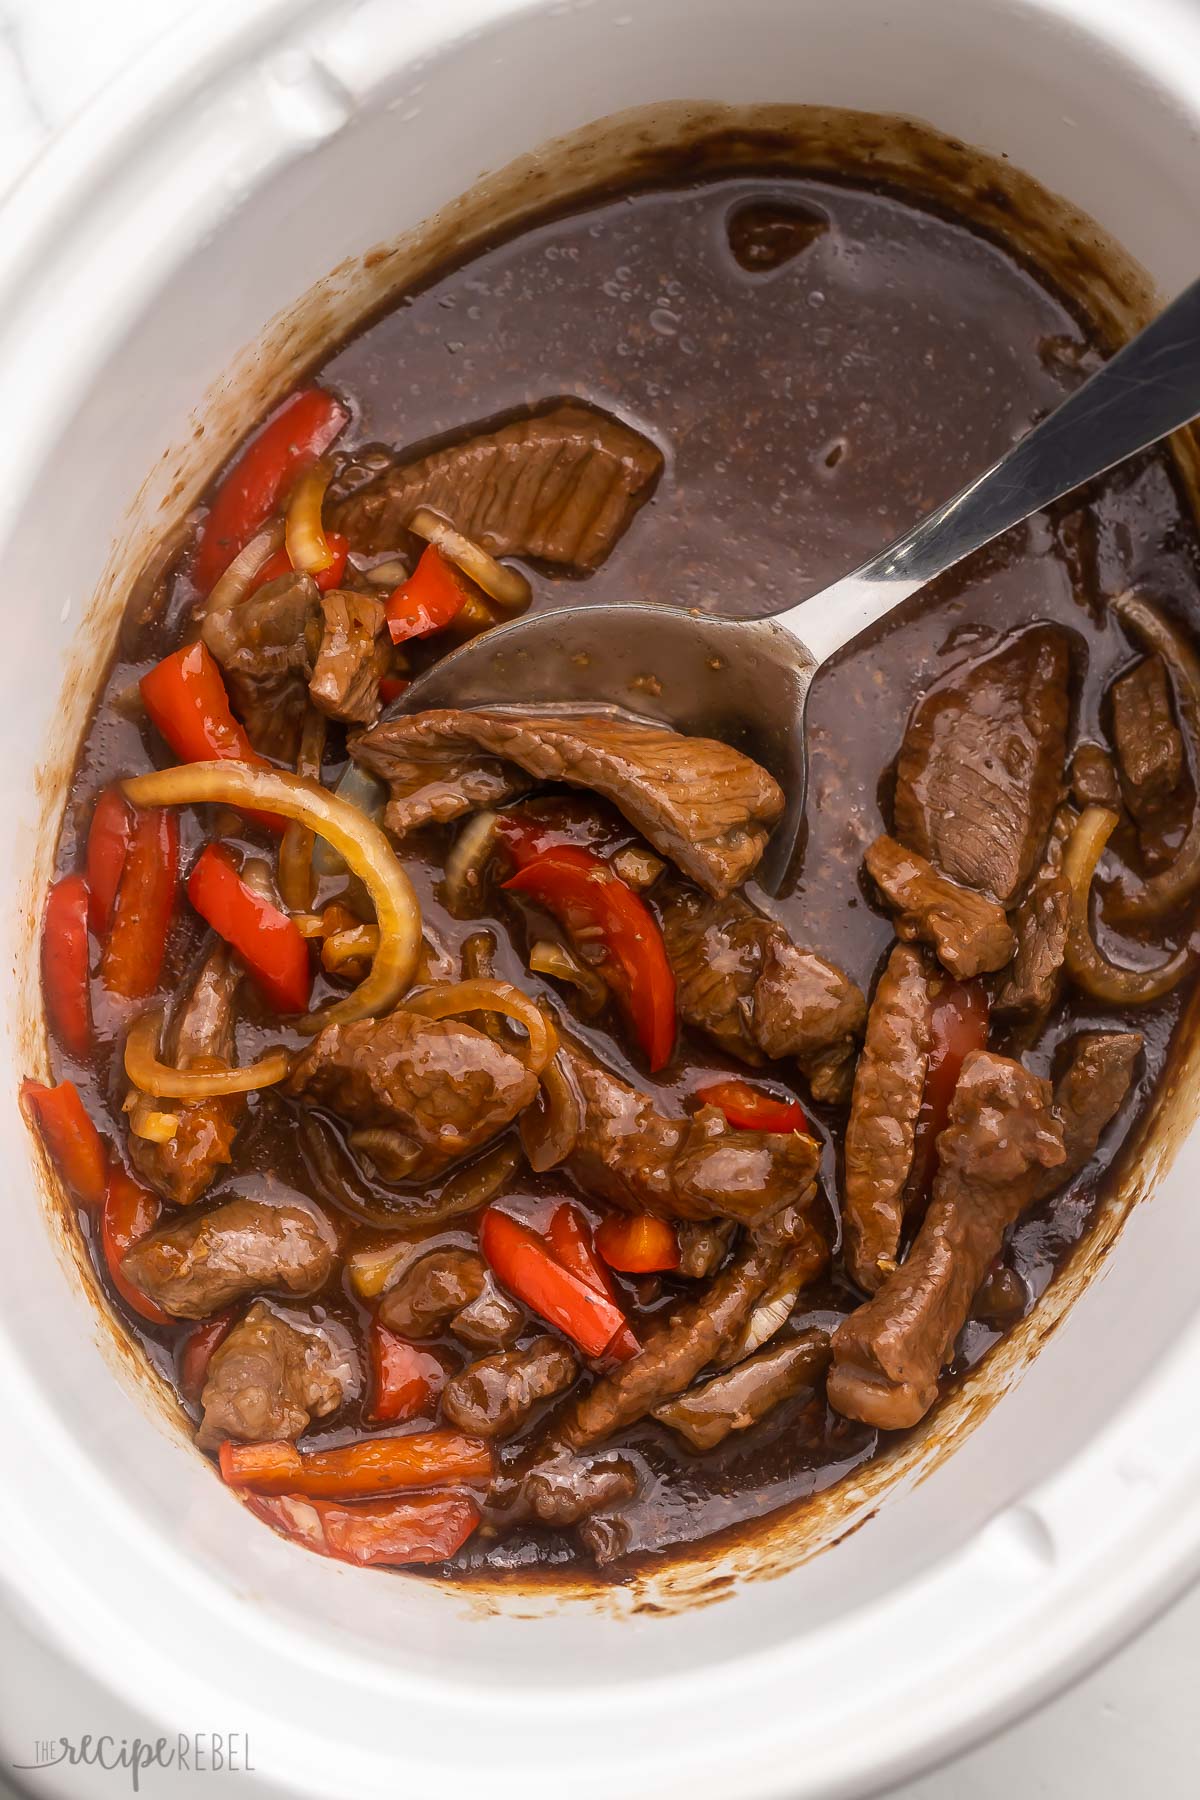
[24,166,1200,1577]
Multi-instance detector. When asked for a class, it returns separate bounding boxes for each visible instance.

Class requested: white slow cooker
[2,0,1199,1794]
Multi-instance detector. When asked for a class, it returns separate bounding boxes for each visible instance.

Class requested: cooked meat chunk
[556,1236,788,1447]
[719,1219,830,1358]
[894,626,1071,904]
[676,1220,736,1280]
[842,945,934,1293]
[331,402,662,570]
[519,1452,640,1528]
[559,1038,819,1228]
[1033,1030,1141,1194]
[1111,655,1183,820]
[121,1193,336,1320]
[1070,741,1120,810]
[128,945,244,1206]
[450,1276,525,1350]
[652,1328,830,1450]
[201,571,321,759]
[659,882,866,1101]
[196,1302,355,1451]
[829,1053,1065,1429]
[308,590,390,725]
[993,809,1072,1023]
[377,1249,486,1338]
[286,1009,538,1182]
[864,836,1015,979]
[441,1336,577,1438]
[352,710,784,897]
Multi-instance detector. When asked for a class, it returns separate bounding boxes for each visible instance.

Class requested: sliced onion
[278,708,327,912]
[365,557,411,590]
[125,1008,291,1099]
[323,924,380,974]
[520,1052,582,1172]
[131,1110,180,1144]
[402,978,557,1074]
[200,519,284,620]
[409,506,532,610]
[314,762,387,879]
[121,762,422,1032]
[528,939,608,1014]
[285,458,336,574]
[1063,805,1195,1003]
[441,811,500,919]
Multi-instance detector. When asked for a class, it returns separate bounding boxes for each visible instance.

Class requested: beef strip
[555,1235,789,1448]
[558,1037,819,1228]
[993,808,1072,1023]
[519,1452,640,1528]
[351,709,784,897]
[893,625,1071,904]
[828,1052,1066,1429]
[121,1193,337,1320]
[652,1328,831,1451]
[450,1276,525,1350]
[308,590,390,725]
[1031,1030,1142,1195]
[441,1336,578,1438]
[864,835,1015,978]
[196,1301,355,1451]
[842,944,935,1294]
[1111,654,1184,821]
[1070,741,1121,810]
[330,402,663,570]
[676,1220,737,1280]
[659,881,866,1102]
[128,945,245,1206]
[201,571,321,760]
[376,1249,487,1338]
[285,1009,538,1182]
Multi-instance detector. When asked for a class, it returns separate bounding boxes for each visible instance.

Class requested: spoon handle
[780,273,1200,666]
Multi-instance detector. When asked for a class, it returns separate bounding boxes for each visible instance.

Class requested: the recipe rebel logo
[12,1734,255,1791]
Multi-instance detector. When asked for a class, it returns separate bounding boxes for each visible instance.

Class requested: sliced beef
[676,1220,736,1280]
[196,1302,355,1451]
[1032,1030,1141,1195]
[842,945,934,1294]
[441,1336,577,1438]
[352,709,784,897]
[128,945,244,1206]
[201,571,321,759]
[559,1037,819,1228]
[450,1276,525,1350]
[993,808,1072,1023]
[286,1008,538,1182]
[121,1192,336,1320]
[1111,655,1183,821]
[1070,741,1120,810]
[652,1328,830,1451]
[893,626,1071,904]
[308,590,390,726]
[555,1235,788,1447]
[659,882,866,1102]
[331,402,663,571]
[519,1452,640,1528]
[377,1249,486,1338]
[829,1052,1065,1429]
[864,835,1015,979]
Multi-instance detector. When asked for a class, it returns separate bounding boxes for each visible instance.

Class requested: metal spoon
[368,274,1200,894]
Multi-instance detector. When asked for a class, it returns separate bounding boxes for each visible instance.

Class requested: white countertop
[0,1,1196,1794]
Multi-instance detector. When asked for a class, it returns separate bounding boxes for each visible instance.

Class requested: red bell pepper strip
[596,1212,681,1274]
[101,1166,171,1326]
[99,805,179,1001]
[192,387,349,594]
[41,874,91,1057]
[368,1322,445,1424]
[378,675,410,706]
[219,1430,492,1498]
[179,1311,236,1402]
[252,531,349,594]
[244,1489,480,1568]
[21,1079,107,1210]
[503,844,676,1071]
[186,843,311,1014]
[479,1206,637,1361]
[385,545,471,644]
[695,1077,807,1135]
[907,980,990,1208]
[140,644,285,832]
[547,1204,640,1359]
[85,786,133,936]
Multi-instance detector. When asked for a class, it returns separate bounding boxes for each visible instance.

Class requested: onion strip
[520,1051,581,1172]
[120,762,422,1031]
[1063,805,1195,1003]
[200,520,285,621]
[409,507,532,611]
[125,1008,291,1099]
[285,458,336,574]
[402,978,557,1074]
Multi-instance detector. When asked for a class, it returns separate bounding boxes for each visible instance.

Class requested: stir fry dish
[25,170,1200,1576]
